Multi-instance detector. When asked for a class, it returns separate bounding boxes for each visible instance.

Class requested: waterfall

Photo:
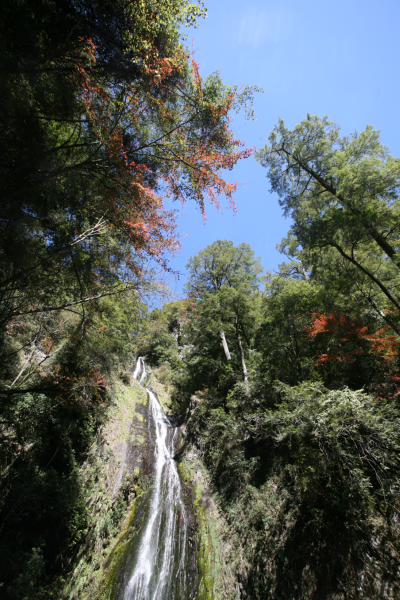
[133,357,147,385]
[139,361,147,386]
[132,357,142,381]
[121,359,190,600]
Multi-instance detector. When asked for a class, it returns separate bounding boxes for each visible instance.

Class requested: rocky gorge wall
[61,369,231,600]
[62,378,149,599]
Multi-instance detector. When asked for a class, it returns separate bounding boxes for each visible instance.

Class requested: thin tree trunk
[355,282,400,336]
[286,151,400,270]
[219,328,231,360]
[239,320,251,346]
[332,242,400,312]
[236,318,248,383]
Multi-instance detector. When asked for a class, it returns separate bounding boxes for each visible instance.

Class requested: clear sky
[164,0,400,296]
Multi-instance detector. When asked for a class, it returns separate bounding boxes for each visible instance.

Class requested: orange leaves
[70,34,253,272]
[305,311,399,369]
[306,312,330,338]
[306,311,368,341]
[191,57,202,91]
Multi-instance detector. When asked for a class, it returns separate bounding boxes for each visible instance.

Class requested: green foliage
[256,115,400,331]
[0,289,143,598]
[182,240,263,388]
[256,382,400,502]
[188,382,400,599]
[163,230,400,597]
[76,292,146,377]
[134,300,184,369]
[0,390,90,598]
[185,239,263,297]
[256,278,325,385]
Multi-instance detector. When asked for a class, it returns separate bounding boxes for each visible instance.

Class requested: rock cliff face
[62,379,150,599]
[60,369,207,600]
[61,363,239,600]
[179,444,241,600]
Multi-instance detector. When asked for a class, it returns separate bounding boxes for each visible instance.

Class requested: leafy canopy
[185,239,263,297]
[256,115,400,325]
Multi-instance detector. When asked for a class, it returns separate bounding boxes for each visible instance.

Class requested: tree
[303,311,399,395]
[185,240,262,381]
[0,4,258,594]
[256,115,400,332]
[0,0,257,327]
[255,277,325,386]
[0,0,258,399]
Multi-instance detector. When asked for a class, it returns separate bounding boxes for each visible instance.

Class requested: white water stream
[121,358,190,600]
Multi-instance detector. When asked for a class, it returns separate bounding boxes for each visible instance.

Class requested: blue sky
[165,0,400,296]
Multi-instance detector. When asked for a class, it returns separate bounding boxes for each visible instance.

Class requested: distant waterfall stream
[117,357,192,600]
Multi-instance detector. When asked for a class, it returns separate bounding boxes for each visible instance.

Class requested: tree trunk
[289,152,400,270]
[239,320,251,346]
[219,328,231,360]
[236,318,248,383]
[332,242,400,313]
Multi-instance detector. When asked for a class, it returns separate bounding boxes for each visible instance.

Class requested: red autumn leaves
[305,311,399,398]
[73,36,253,269]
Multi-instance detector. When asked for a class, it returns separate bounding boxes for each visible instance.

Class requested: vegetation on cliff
[134,134,400,595]
[2,0,400,597]
[0,1,257,596]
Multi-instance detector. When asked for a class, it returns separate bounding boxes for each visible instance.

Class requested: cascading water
[118,358,191,600]
[132,357,143,381]
[139,359,148,387]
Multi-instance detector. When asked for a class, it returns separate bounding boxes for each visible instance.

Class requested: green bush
[190,382,400,599]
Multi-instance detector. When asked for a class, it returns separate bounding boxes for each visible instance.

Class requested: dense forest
[0,0,255,596]
[137,121,400,597]
[1,1,400,599]
[138,229,400,598]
